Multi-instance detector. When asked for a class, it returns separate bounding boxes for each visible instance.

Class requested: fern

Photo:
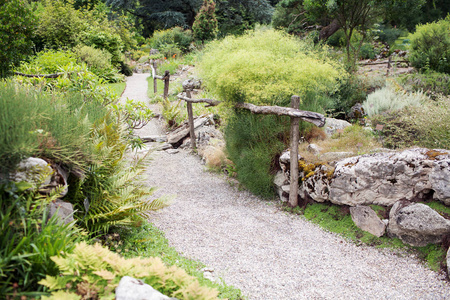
[73,117,169,233]
[39,242,220,300]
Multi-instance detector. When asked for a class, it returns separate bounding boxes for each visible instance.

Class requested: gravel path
[123,74,450,300]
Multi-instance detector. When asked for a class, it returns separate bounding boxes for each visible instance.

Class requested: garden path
[122,73,450,300]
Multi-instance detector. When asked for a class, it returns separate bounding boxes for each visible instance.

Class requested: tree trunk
[319,19,342,41]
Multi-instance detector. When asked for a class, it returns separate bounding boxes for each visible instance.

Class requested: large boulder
[289,148,449,206]
[115,276,175,300]
[387,200,450,247]
[328,148,449,206]
[350,206,386,237]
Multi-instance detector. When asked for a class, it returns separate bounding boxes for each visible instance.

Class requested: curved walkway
[123,74,450,300]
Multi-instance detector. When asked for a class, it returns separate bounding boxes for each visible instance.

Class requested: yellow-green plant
[39,242,220,300]
[198,28,343,106]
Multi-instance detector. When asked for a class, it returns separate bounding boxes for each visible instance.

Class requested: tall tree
[193,0,219,42]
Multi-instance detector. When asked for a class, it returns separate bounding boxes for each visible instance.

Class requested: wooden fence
[150,60,170,99]
[179,80,326,207]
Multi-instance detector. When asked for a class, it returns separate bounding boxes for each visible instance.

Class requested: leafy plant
[161,98,185,128]
[409,16,450,74]
[397,70,450,97]
[39,241,220,300]
[0,181,82,297]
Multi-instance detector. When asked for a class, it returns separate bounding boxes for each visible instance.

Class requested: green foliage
[409,17,450,74]
[112,99,154,130]
[81,29,124,65]
[161,99,185,128]
[149,27,194,55]
[39,241,221,299]
[371,96,450,149]
[193,0,219,42]
[0,0,36,77]
[0,81,105,176]
[0,181,82,297]
[112,222,244,299]
[71,117,169,233]
[363,83,426,117]
[35,0,87,49]
[272,0,305,35]
[198,28,342,106]
[225,112,289,197]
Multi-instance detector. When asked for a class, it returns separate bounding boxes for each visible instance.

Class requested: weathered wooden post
[163,70,170,99]
[289,95,300,207]
[182,80,197,150]
[152,60,158,93]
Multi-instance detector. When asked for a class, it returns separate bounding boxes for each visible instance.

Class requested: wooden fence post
[289,95,300,207]
[152,60,158,94]
[163,70,170,99]
[185,89,196,150]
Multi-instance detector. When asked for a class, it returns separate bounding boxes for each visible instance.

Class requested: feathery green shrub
[74,45,123,83]
[149,27,194,55]
[198,28,342,197]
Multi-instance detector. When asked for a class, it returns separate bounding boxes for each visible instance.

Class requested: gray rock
[307,144,321,155]
[328,148,449,206]
[320,152,354,163]
[141,135,168,143]
[387,201,450,247]
[447,247,450,278]
[274,171,288,202]
[11,157,53,186]
[149,49,159,55]
[350,206,386,237]
[48,200,74,225]
[157,143,173,151]
[115,276,172,300]
[430,159,450,205]
[166,149,179,154]
[324,118,351,137]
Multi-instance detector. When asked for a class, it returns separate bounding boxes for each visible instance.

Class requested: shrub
[0,181,82,297]
[150,27,194,54]
[198,28,342,106]
[362,83,426,117]
[39,242,220,299]
[198,28,342,197]
[0,0,36,77]
[17,49,77,74]
[74,45,123,82]
[409,17,450,74]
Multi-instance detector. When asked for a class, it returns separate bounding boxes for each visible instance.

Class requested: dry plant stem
[289,95,300,207]
[185,89,196,149]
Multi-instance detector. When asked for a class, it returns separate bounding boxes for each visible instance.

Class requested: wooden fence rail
[150,60,170,99]
[179,81,326,207]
